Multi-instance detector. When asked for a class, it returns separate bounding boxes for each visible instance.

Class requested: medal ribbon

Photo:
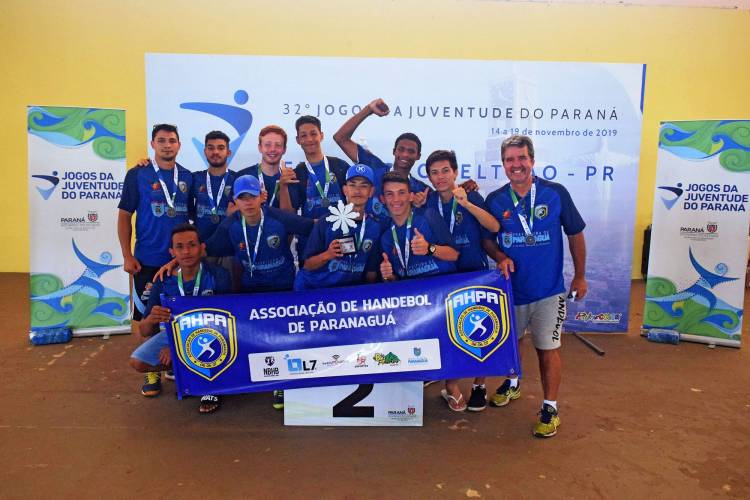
[258,164,280,207]
[355,214,367,251]
[242,210,265,277]
[305,156,331,205]
[509,181,536,240]
[177,263,203,297]
[153,162,178,210]
[390,211,413,277]
[205,170,228,216]
[437,197,458,234]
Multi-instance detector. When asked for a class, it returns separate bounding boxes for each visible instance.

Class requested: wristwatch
[428,244,437,256]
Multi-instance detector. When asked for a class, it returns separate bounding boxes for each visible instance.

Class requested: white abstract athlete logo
[467,313,489,338]
[196,335,217,359]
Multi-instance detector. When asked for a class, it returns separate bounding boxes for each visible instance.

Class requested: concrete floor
[1,274,748,499]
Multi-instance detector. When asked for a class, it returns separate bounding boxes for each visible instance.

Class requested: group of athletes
[119,98,587,438]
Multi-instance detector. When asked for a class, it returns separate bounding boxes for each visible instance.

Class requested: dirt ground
[1,274,748,499]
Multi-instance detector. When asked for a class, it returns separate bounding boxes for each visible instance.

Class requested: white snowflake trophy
[326,200,360,254]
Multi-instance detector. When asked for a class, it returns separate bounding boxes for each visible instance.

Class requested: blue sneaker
[141,372,161,397]
[272,390,284,410]
[533,404,561,438]
[490,379,521,407]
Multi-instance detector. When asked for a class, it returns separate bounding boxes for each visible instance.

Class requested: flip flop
[441,389,467,412]
[199,395,220,414]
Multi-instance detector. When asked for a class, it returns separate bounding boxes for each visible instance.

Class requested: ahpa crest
[172,308,237,381]
[445,286,511,362]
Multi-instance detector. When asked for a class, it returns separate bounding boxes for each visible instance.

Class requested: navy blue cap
[346,164,375,185]
[233,175,261,198]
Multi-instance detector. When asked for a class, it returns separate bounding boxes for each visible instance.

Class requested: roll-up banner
[146,54,646,333]
[164,271,521,398]
[27,106,130,336]
[644,120,750,347]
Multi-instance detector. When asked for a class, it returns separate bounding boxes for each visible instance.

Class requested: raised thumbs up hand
[452,186,468,207]
[413,187,430,208]
[279,164,299,185]
[411,227,429,256]
[380,252,394,281]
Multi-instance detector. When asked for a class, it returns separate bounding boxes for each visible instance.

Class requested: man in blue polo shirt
[333,99,430,215]
[379,171,458,281]
[191,130,237,242]
[378,170,461,407]
[129,224,230,413]
[205,174,312,410]
[118,123,194,321]
[206,175,313,293]
[425,149,499,272]
[424,149,500,412]
[287,116,350,261]
[294,164,383,290]
[483,135,587,438]
[235,125,297,211]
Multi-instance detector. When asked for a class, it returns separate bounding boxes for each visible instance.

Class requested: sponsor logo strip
[248,339,441,381]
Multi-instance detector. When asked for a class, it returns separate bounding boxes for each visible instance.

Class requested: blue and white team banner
[146,54,645,332]
[27,106,130,335]
[644,120,750,347]
[164,271,520,398]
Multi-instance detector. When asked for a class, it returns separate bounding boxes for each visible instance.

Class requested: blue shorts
[131,331,169,367]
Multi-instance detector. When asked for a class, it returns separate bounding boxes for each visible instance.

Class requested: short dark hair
[152,123,179,141]
[426,150,457,171]
[393,133,422,154]
[295,115,321,133]
[170,223,201,247]
[501,135,535,161]
[205,130,230,146]
[258,125,288,147]
[381,171,411,192]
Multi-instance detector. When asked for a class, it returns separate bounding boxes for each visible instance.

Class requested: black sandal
[198,395,220,414]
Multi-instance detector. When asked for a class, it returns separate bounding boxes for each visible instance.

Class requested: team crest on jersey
[362,239,373,252]
[455,211,464,225]
[151,202,166,217]
[199,184,206,193]
[178,181,188,193]
[151,182,160,191]
[172,308,237,381]
[266,234,281,249]
[534,205,548,219]
[501,232,513,248]
[445,286,511,362]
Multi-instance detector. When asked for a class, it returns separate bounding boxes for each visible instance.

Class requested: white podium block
[284,382,423,426]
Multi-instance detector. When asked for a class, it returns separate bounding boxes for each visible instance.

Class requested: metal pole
[570,330,605,356]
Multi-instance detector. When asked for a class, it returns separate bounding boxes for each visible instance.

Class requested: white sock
[473,384,485,389]
[509,378,519,389]
[543,399,557,410]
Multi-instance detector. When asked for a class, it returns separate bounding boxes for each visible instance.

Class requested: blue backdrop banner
[147,54,646,332]
[165,270,521,398]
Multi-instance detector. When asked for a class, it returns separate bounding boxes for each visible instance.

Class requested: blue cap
[233,175,261,198]
[346,164,375,185]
